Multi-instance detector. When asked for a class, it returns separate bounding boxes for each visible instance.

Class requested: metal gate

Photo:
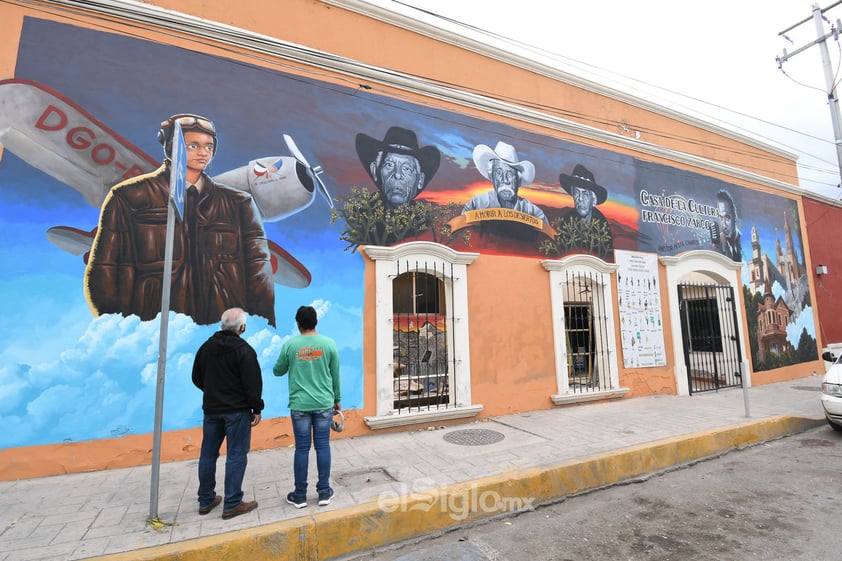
[677,283,743,394]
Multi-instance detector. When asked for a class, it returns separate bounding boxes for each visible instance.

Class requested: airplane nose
[294,161,315,194]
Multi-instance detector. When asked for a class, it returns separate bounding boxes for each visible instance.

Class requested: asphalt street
[345,424,842,561]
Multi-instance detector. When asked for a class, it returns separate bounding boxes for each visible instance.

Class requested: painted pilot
[355,126,440,208]
[462,141,547,222]
[85,114,276,326]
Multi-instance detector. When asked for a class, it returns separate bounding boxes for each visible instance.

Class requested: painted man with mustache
[462,140,547,223]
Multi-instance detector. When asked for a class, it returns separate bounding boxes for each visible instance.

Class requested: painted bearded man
[462,140,547,222]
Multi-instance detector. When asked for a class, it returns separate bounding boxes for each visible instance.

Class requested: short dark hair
[716,189,737,218]
[295,306,318,330]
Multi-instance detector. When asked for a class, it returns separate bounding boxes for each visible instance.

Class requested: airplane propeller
[283,133,334,209]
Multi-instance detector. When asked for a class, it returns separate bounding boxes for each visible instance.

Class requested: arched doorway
[661,250,748,396]
[676,282,743,394]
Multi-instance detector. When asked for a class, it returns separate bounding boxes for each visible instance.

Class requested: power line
[777,1,842,190]
[14,0,839,191]
[389,0,842,191]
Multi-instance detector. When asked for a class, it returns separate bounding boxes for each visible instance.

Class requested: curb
[88,415,823,561]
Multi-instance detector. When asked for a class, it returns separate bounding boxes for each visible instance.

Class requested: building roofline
[22,0,817,200]
[325,0,797,163]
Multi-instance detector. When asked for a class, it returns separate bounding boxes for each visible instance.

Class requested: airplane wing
[46,226,311,288]
[0,78,314,287]
[268,239,311,288]
[0,79,158,207]
[45,226,97,256]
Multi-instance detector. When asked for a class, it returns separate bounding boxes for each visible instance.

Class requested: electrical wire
[387,0,842,189]
[6,0,840,190]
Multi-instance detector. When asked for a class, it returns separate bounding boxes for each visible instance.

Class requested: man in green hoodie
[274,305,341,508]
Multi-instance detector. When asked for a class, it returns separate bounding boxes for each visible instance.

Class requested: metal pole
[813,3,842,185]
[741,361,751,418]
[149,190,176,521]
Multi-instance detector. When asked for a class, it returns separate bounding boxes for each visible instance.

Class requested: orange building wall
[0,0,815,481]
[464,255,558,414]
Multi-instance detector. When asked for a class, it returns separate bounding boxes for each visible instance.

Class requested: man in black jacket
[192,307,263,519]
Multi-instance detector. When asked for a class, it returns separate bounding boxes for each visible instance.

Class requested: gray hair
[221,307,247,332]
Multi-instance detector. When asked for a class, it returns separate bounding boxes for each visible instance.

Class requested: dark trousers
[197,411,252,510]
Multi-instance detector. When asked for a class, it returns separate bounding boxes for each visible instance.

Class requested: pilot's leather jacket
[85,164,276,326]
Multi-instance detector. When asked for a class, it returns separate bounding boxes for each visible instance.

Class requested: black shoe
[198,495,221,515]
[286,492,307,509]
[221,500,258,520]
[318,488,335,506]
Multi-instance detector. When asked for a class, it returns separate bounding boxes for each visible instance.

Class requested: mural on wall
[553,163,615,260]
[0,18,818,449]
[355,125,439,209]
[0,19,371,449]
[634,162,727,257]
[633,160,817,368]
[741,195,817,370]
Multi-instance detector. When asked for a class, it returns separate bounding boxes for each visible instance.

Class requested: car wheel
[827,417,842,431]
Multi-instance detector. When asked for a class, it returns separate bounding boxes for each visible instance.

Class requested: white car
[821,351,842,431]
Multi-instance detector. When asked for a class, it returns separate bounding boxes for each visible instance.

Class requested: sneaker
[318,488,335,506]
[221,500,258,520]
[286,492,307,509]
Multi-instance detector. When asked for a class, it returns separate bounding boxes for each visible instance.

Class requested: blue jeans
[197,410,252,511]
[291,408,333,496]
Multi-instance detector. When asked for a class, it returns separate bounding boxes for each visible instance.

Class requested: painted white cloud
[771,280,786,301]
[0,300,363,449]
[787,305,815,348]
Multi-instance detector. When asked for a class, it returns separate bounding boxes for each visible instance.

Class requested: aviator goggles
[163,114,217,137]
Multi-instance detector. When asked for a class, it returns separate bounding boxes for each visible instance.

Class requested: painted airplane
[0,78,333,288]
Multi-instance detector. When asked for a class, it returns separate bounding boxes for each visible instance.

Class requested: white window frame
[542,255,627,404]
[362,241,482,428]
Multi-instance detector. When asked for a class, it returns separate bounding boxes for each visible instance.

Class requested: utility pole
[777,2,842,187]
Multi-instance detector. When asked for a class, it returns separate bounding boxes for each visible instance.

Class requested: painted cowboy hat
[473,141,535,185]
[559,163,608,204]
[355,126,440,188]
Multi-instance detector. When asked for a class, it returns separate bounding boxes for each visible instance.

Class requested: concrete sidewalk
[0,376,827,561]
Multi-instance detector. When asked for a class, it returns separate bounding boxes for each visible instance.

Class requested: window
[543,255,626,404]
[363,242,482,428]
[565,303,594,389]
[392,271,449,410]
[685,297,723,353]
[393,271,444,314]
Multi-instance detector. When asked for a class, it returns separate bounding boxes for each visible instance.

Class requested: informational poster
[616,250,666,367]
